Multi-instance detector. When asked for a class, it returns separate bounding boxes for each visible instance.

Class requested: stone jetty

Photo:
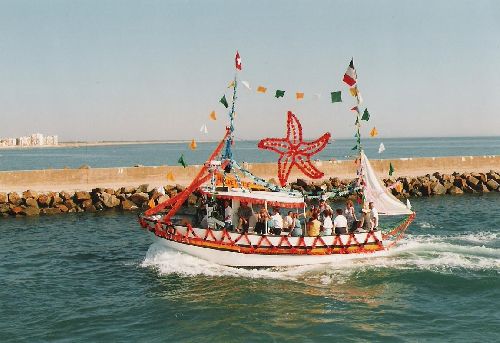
[0,170,499,218]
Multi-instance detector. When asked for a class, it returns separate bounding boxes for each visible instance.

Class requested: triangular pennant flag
[209,111,216,121]
[220,95,228,108]
[351,106,360,114]
[178,154,187,168]
[296,92,304,100]
[406,199,412,209]
[351,145,358,151]
[148,198,155,209]
[378,142,385,154]
[330,91,342,103]
[361,108,370,121]
[349,86,358,97]
[275,90,285,98]
[189,139,197,150]
[357,91,363,104]
[257,86,267,93]
[355,117,359,125]
[227,80,235,88]
[200,124,208,134]
[241,81,251,90]
[166,171,175,181]
[389,162,394,176]
[235,50,242,70]
[343,58,357,86]
[370,127,378,137]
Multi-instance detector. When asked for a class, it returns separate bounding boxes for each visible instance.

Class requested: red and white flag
[343,59,357,86]
[235,51,242,70]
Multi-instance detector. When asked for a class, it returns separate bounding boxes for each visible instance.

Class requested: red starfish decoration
[258,111,331,187]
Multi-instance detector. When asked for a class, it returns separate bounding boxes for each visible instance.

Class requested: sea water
[0,136,499,171]
[0,194,498,342]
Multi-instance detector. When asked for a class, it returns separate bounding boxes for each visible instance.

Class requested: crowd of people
[221,199,379,237]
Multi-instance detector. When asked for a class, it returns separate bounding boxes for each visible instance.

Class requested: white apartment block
[1,133,59,147]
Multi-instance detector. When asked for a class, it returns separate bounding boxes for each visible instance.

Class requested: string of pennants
[174,52,395,182]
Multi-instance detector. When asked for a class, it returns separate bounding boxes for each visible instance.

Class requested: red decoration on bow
[258,111,331,187]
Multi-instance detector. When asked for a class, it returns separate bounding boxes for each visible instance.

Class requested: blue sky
[0,0,499,141]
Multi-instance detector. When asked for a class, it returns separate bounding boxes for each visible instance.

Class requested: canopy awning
[199,187,305,208]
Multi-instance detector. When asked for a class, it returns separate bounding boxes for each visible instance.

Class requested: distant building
[17,136,31,146]
[0,133,59,147]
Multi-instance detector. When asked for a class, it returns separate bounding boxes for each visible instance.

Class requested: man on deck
[237,201,252,233]
[369,202,379,230]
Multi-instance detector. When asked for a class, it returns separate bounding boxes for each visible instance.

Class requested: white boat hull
[154,234,384,267]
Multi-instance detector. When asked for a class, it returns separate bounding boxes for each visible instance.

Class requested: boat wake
[141,230,499,280]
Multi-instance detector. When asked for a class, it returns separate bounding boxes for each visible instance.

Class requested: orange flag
[296,92,304,100]
[370,127,378,137]
[189,139,197,150]
[166,171,175,182]
[257,86,267,93]
[148,198,155,208]
[395,183,403,193]
[209,111,216,120]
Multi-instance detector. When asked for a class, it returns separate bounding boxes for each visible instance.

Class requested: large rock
[75,191,91,201]
[137,184,149,193]
[56,204,69,213]
[41,207,62,215]
[81,199,94,210]
[486,179,499,191]
[0,192,7,204]
[25,198,39,208]
[431,182,447,195]
[0,203,10,213]
[121,186,136,194]
[467,176,480,187]
[448,186,464,195]
[129,192,149,206]
[64,199,77,210]
[101,193,120,208]
[60,191,74,200]
[23,206,40,216]
[121,199,138,211]
[22,190,38,199]
[8,192,22,206]
[37,194,51,207]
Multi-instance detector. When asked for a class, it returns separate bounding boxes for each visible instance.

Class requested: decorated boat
[138,53,415,267]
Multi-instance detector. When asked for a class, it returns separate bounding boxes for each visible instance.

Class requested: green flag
[330,91,342,103]
[351,145,358,151]
[275,90,285,98]
[361,108,370,121]
[178,154,187,168]
[220,95,228,108]
[389,162,394,176]
[355,117,359,125]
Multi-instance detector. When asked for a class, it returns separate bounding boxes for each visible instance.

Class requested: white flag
[356,91,363,105]
[241,81,251,90]
[406,199,411,209]
[378,142,385,154]
[200,124,208,134]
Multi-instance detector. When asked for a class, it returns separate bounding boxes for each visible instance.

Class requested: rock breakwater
[0,170,499,218]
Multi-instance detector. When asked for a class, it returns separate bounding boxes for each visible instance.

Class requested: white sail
[361,151,412,215]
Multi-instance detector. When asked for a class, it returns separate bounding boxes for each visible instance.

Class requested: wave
[141,231,499,280]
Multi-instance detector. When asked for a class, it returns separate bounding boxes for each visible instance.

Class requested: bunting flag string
[178,154,187,168]
[378,142,385,154]
[389,162,395,176]
[166,171,175,182]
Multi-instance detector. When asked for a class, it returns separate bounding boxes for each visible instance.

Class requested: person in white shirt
[333,208,348,235]
[369,202,379,230]
[283,211,294,235]
[223,201,233,230]
[322,209,334,236]
[270,208,283,235]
